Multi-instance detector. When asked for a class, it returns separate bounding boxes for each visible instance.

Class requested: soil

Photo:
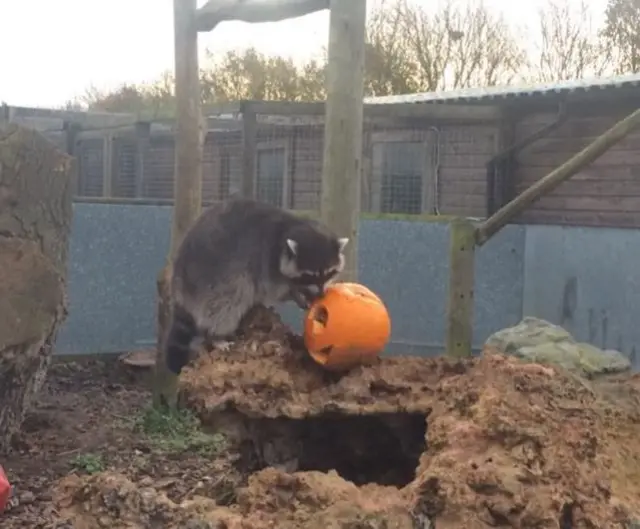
[3,306,640,528]
[0,358,242,529]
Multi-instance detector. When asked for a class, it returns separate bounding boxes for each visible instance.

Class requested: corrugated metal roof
[364,72,640,105]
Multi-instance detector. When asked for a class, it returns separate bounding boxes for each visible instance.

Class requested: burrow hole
[240,412,427,487]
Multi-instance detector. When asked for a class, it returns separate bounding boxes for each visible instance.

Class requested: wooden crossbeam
[204,100,503,122]
[196,0,329,32]
[476,107,640,245]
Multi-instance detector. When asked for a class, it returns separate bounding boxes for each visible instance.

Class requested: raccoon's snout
[299,284,324,304]
[307,284,323,297]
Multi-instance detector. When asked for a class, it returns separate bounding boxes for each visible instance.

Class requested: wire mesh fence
[8,95,640,230]
[37,101,498,219]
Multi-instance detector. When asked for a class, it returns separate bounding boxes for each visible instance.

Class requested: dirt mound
[55,468,416,529]
[51,307,640,528]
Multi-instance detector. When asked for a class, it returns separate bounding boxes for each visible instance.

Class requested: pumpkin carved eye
[313,305,329,326]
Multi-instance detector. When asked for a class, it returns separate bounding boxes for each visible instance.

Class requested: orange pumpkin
[303,282,391,371]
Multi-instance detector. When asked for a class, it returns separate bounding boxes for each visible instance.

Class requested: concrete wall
[56,204,172,354]
[54,204,525,357]
[54,204,640,367]
[522,225,640,365]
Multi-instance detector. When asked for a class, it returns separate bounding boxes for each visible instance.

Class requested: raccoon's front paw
[289,289,312,310]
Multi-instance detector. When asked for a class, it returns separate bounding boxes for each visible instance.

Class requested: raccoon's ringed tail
[165,307,198,375]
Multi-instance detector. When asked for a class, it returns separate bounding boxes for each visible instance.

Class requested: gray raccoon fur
[164,197,348,375]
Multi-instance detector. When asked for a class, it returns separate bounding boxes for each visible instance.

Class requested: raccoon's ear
[286,239,298,256]
[337,237,349,252]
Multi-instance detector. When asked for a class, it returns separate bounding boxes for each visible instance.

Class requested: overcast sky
[0,0,607,107]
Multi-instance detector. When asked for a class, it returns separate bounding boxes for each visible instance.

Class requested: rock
[0,124,73,452]
[485,316,631,377]
[19,491,35,505]
[119,349,156,369]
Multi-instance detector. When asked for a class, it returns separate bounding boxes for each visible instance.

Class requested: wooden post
[63,121,80,157]
[135,121,151,198]
[102,133,113,197]
[446,218,476,358]
[476,107,640,246]
[153,0,203,408]
[241,102,257,199]
[320,0,366,281]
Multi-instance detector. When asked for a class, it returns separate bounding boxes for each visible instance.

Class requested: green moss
[130,405,228,456]
[70,453,105,475]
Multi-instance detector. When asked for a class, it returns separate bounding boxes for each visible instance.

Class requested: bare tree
[530,0,610,83]
[80,48,327,114]
[200,48,325,101]
[364,0,422,96]
[398,0,526,91]
[81,0,631,115]
[601,0,640,74]
[79,72,176,118]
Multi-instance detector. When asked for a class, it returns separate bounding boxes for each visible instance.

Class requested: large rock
[485,316,631,378]
[0,123,73,452]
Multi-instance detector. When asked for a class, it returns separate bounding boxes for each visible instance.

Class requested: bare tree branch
[529,0,610,82]
[601,0,640,74]
[81,0,632,116]
[364,0,422,96]
[397,0,525,91]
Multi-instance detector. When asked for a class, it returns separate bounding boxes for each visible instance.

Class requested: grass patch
[132,405,227,456]
[70,453,105,475]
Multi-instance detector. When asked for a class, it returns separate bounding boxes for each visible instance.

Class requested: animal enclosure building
[6,73,640,228]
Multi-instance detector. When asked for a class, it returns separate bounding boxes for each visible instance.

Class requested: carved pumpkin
[0,465,10,514]
[303,282,391,371]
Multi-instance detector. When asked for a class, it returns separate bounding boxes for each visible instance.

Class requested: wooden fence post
[153,0,202,409]
[135,121,151,198]
[445,218,476,358]
[320,0,366,281]
[241,102,257,199]
[102,133,113,197]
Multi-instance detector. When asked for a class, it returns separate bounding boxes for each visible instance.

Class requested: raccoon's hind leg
[165,305,200,375]
[200,296,253,354]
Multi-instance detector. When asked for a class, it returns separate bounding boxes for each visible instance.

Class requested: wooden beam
[247,101,326,116]
[445,218,476,358]
[153,0,203,409]
[365,102,501,121]
[476,107,640,246]
[202,101,243,116]
[63,120,81,156]
[196,0,329,32]
[207,118,243,130]
[102,133,114,197]
[7,105,135,129]
[73,197,180,206]
[236,99,501,121]
[134,122,151,198]
[320,0,366,282]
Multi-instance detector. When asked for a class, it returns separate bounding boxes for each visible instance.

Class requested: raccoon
[164,197,349,375]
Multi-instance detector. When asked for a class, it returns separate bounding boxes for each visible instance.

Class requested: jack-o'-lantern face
[303,282,391,371]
